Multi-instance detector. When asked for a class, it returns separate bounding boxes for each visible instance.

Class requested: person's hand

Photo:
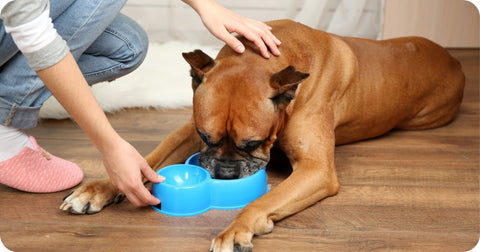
[101,137,165,207]
[184,0,281,58]
[36,52,164,208]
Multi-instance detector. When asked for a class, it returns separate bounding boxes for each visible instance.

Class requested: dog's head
[183,49,309,179]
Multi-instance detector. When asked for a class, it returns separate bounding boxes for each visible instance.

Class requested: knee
[101,0,128,11]
[114,13,149,72]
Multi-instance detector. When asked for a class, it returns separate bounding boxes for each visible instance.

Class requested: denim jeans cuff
[0,97,40,129]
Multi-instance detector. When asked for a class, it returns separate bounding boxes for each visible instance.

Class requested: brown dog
[60,20,464,251]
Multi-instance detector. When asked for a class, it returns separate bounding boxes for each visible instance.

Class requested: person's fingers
[142,165,165,184]
[252,37,270,59]
[240,30,272,58]
[264,32,281,56]
[134,185,161,206]
[123,182,161,207]
[110,171,160,207]
[233,20,281,58]
[212,26,246,54]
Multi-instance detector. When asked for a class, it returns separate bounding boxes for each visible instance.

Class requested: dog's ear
[182,50,215,90]
[270,66,309,110]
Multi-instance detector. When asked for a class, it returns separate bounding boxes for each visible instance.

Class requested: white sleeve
[5,9,57,53]
[4,8,58,53]
[1,0,69,71]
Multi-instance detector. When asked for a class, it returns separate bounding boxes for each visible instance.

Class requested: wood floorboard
[1,49,478,251]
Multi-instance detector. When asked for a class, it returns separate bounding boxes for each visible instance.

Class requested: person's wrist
[186,0,218,19]
[92,129,124,155]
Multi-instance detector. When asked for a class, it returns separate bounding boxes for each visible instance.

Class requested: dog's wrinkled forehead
[193,60,276,117]
[193,81,277,142]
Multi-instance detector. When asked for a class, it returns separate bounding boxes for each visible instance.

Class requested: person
[0,0,280,207]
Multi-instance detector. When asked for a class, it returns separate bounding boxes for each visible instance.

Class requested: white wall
[122,0,298,46]
[383,0,479,47]
[122,0,384,45]
[123,0,479,48]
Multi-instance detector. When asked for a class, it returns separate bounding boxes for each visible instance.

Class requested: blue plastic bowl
[151,153,268,217]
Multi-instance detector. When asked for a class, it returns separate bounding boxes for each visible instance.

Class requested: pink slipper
[0,137,83,193]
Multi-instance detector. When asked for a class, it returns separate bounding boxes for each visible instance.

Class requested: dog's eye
[197,129,221,147]
[197,130,212,146]
[237,140,263,153]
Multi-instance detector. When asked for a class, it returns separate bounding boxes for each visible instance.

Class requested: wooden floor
[0,49,478,251]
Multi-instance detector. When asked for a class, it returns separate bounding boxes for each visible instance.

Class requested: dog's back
[335,34,465,141]
[260,20,465,144]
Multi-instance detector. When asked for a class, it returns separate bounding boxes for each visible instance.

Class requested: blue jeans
[0,0,148,129]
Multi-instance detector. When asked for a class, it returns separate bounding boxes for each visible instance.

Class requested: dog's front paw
[60,179,122,214]
[210,214,274,252]
[210,226,254,252]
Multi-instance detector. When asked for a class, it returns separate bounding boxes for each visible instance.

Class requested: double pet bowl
[151,153,268,217]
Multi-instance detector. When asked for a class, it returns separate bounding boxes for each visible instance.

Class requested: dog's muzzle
[198,154,267,179]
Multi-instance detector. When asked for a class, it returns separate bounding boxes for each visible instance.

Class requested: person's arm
[36,52,164,207]
[2,0,163,207]
[182,0,281,58]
